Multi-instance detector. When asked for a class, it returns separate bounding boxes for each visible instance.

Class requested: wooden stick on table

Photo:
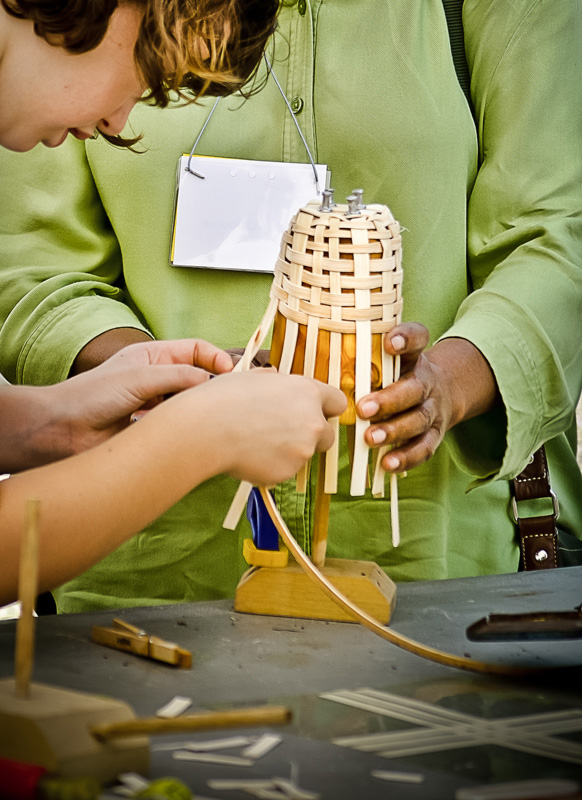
[14,499,40,699]
[90,705,292,742]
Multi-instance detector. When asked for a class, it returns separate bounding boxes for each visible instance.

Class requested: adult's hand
[357,323,499,474]
[70,327,154,374]
[72,336,234,417]
[0,338,234,471]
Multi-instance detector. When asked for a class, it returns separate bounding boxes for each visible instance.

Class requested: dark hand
[357,323,497,474]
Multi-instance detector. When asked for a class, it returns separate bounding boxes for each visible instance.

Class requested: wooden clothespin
[91,618,192,668]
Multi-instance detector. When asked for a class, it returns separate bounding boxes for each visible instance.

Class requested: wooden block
[0,678,148,781]
[234,558,396,624]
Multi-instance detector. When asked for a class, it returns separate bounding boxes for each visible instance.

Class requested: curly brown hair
[1,0,279,145]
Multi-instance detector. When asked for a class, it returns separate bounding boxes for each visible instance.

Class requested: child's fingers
[320,383,348,420]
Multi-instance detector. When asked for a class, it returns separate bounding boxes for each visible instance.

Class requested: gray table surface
[1,567,581,798]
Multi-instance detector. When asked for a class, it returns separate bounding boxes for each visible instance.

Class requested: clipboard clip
[91,618,192,668]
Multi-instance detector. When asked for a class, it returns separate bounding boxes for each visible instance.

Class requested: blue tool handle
[247,488,280,550]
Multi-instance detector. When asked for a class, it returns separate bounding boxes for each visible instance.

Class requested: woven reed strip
[282,223,397,242]
[276,301,402,329]
[278,248,398,274]
[277,211,309,376]
[294,228,399,242]
[280,263,401,288]
[279,254,392,274]
[281,210,314,494]
[286,222,391,236]
[371,212,403,535]
[371,241,398,500]
[274,279,398,309]
[303,219,325,380]
[287,239,385,255]
[292,208,396,231]
[281,270,386,290]
[273,279,311,302]
[282,232,393,249]
[300,302,394,323]
[304,219,326,550]
[351,224,374,496]
[325,215,343,495]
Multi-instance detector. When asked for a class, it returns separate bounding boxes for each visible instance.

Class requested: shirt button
[291,96,304,114]
[297,0,307,15]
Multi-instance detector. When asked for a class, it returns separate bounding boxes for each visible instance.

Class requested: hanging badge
[171,155,329,273]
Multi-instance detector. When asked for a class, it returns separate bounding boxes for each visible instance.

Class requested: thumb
[320,383,347,419]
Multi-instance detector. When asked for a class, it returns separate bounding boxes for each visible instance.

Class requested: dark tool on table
[466,604,582,642]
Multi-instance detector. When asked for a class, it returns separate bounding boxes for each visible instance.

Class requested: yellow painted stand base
[243,538,289,568]
[234,558,396,624]
[0,678,149,781]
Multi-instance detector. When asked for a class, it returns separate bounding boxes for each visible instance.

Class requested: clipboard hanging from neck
[171,55,330,273]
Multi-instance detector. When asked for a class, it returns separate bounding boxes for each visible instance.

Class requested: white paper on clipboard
[171,155,329,273]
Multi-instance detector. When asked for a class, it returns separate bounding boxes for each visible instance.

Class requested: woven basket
[226,199,403,545]
[266,201,402,496]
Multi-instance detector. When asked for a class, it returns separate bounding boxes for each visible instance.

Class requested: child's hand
[204,370,346,486]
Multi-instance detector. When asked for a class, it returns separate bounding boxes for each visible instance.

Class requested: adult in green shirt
[0,0,581,613]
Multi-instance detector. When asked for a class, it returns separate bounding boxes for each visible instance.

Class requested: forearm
[0,393,224,605]
[0,386,69,472]
[71,328,154,374]
[0,370,343,604]
[425,337,500,430]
